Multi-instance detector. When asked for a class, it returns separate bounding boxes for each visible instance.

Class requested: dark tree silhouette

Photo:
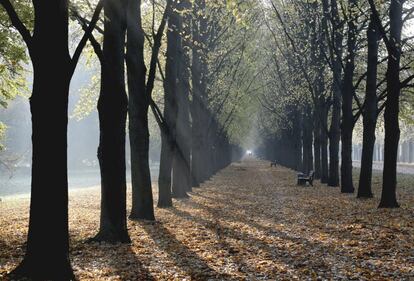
[172,0,192,197]
[127,0,155,220]
[191,0,209,187]
[93,0,131,242]
[0,0,102,279]
[159,0,181,205]
[357,14,379,199]
[327,0,343,188]
[369,0,403,208]
[340,0,358,193]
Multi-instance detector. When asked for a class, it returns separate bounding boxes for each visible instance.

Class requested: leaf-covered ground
[1,158,413,280]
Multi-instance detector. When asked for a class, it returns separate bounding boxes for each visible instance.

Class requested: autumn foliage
[1,158,413,280]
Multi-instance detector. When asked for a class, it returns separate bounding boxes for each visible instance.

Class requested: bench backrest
[309,170,314,179]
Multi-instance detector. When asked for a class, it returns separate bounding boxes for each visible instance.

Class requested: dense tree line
[1,0,413,279]
[0,0,244,279]
[256,0,414,208]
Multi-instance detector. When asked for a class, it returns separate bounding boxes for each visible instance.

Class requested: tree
[340,0,359,193]
[158,0,182,205]
[92,0,131,242]
[172,0,192,197]
[369,0,404,208]
[0,0,102,278]
[327,0,344,187]
[127,0,155,220]
[190,0,208,187]
[357,14,379,198]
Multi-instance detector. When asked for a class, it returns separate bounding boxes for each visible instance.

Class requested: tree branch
[0,0,32,49]
[72,9,104,64]
[367,0,392,52]
[70,0,104,75]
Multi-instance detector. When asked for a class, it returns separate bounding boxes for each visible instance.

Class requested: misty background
[0,63,161,197]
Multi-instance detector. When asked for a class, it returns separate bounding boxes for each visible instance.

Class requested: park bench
[270,160,277,167]
[297,170,314,186]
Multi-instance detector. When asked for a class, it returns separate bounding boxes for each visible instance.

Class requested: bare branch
[70,0,104,75]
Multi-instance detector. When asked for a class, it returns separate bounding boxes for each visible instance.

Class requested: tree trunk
[93,0,130,242]
[127,0,155,220]
[328,74,341,187]
[328,0,343,187]
[340,0,357,193]
[172,0,191,197]
[358,14,378,198]
[320,101,330,184]
[158,1,180,205]
[293,111,303,171]
[314,106,322,179]
[379,0,402,208]
[190,0,207,187]
[10,1,74,279]
[302,108,313,173]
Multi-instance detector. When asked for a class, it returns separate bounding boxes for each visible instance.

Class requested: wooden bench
[270,160,277,167]
[297,170,314,186]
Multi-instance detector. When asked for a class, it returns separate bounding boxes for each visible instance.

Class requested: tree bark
[358,14,378,199]
[158,0,181,205]
[10,1,74,279]
[379,0,403,208]
[340,0,357,193]
[190,2,201,187]
[328,0,343,187]
[314,106,322,179]
[127,0,155,220]
[191,0,209,187]
[93,0,130,242]
[302,107,313,174]
[320,100,329,183]
[172,0,191,197]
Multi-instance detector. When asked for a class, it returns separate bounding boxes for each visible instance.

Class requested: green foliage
[0,0,33,149]
[0,122,6,151]
[71,72,99,120]
[0,0,31,107]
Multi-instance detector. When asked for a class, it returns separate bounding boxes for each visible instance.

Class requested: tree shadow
[183,188,395,277]
[139,220,237,280]
[70,240,154,280]
[166,206,309,278]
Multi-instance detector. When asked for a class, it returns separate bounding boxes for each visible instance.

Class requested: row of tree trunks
[258,108,302,171]
[4,0,240,279]
[260,0,404,210]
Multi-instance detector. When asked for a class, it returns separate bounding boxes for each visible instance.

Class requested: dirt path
[1,158,413,280]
